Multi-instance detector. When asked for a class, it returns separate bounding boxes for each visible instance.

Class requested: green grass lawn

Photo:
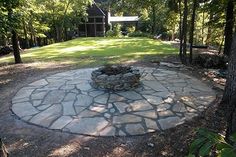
[0,37,178,67]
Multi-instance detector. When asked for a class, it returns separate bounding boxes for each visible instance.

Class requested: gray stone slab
[143,81,168,92]
[158,117,183,130]
[62,101,76,116]
[114,102,129,113]
[63,93,77,102]
[117,91,142,100]
[12,102,39,118]
[113,114,142,124]
[134,110,157,119]
[125,124,145,135]
[94,93,109,104]
[66,117,108,135]
[30,104,62,127]
[109,94,126,102]
[50,116,73,130]
[143,95,163,105]
[76,82,92,91]
[74,94,93,107]
[29,79,48,87]
[145,118,159,131]
[31,91,48,100]
[128,100,153,112]
[43,90,65,104]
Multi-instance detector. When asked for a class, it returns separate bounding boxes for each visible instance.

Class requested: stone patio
[11,67,216,136]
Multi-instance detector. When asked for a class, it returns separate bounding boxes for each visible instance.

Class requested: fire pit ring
[91,65,141,91]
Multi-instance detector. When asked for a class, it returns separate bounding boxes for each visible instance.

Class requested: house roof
[109,16,139,22]
[87,3,105,16]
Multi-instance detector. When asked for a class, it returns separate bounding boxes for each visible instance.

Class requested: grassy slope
[0,37,178,67]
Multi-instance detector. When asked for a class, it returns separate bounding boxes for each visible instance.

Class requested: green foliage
[188,128,236,157]
[113,24,122,37]
[128,31,152,38]
[105,30,116,37]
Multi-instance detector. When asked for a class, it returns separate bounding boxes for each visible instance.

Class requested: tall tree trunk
[206,13,213,45]
[22,18,29,48]
[151,5,157,34]
[224,34,236,140]
[182,0,188,64]
[189,0,197,64]
[223,0,234,56]
[178,0,183,61]
[201,12,205,44]
[7,7,22,64]
[12,30,22,63]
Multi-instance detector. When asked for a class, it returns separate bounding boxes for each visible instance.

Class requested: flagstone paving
[11,67,216,136]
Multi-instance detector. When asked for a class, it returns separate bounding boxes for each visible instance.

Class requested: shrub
[188,128,236,157]
[128,31,152,38]
[106,30,115,37]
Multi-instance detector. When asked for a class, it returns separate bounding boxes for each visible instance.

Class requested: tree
[223,0,234,56]
[181,0,188,64]
[189,0,198,64]
[223,33,236,140]
[0,0,23,63]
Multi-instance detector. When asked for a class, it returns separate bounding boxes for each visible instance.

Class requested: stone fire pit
[91,65,141,91]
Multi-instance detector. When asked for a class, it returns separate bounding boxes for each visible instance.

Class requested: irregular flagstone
[37,104,52,111]
[29,79,48,87]
[89,90,104,97]
[50,116,73,130]
[143,81,168,92]
[60,84,75,90]
[113,114,142,124]
[12,102,39,118]
[158,110,174,117]
[152,91,173,98]
[172,103,187,113]
[158,117,183,130]
[99,126,116,136]
[134,110,157,119]
[109,94,126,102]
[11,66,216,137]
[66,117,108,135]
[117,91,142,100]
[43,90,65,104]
[63,93,77,102]
[76,82,92,91]
[14,87,35,99]
[128,100,153,112]
[74,94,93,107]
[156,104,171,112]
[143,95,163,105]
[125,124,145,135]
[94,93,109,104]
[12,97,30,104]
[145,118,159,131]
[89,105,107,113]
[31,91,48,100]
[113,102,129,113]
[30,104,62,127]
[62,101,76,116]
[32,100,42,107]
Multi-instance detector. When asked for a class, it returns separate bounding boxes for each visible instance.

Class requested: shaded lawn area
[0,37,178,67]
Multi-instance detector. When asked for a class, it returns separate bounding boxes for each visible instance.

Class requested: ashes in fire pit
[91,65,141,91]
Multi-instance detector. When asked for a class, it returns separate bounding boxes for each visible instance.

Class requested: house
[78,1,139,37]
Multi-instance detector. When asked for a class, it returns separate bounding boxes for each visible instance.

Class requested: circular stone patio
[11,67,216,136]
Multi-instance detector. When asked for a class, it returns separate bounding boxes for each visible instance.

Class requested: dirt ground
[0,56,227,157]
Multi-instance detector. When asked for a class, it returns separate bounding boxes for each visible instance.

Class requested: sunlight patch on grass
[0,37,178,67]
